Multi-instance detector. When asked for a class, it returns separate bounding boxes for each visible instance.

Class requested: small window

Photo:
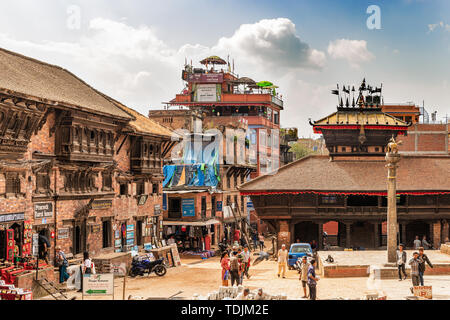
[152,183,159,195]
[119,183,128,196]
[341,147,346,152]
[375,147,380,152]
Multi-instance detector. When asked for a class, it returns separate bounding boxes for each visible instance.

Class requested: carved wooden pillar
[318,222,323,250]
[373,222,379,248]
[345,222,352,248]
[401,222,407,247]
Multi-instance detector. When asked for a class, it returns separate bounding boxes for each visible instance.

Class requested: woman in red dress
[220,252,230,286]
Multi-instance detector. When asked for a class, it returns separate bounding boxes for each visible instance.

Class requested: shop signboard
[0,212,25,223]
[34,203,53,218]
[413,286,432,299]
[196,84,220,102]
[154,204,161,215]
[91,224,101,233]
[91,200,112,210]
[187,73,223,83]
[182,198,195,217]
[57,228,69,240]
[82,273,114,298]
[162,193,167,210]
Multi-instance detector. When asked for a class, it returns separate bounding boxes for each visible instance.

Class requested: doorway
[73,220,86,255]
[168,198,181,218]
[136,220,143,246]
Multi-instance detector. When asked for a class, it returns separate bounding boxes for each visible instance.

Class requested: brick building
[0,48,174,264]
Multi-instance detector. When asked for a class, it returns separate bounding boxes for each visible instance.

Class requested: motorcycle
[218,241,229,255]
[129,255,167,277]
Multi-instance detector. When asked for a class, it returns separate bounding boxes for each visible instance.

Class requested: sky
[0,0,449,136]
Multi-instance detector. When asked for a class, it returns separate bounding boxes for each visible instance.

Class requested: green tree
[289,142,314,160]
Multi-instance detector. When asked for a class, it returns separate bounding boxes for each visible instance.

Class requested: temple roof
[313,110,409,127]
[0,47,132,120]
[239,155,450,195]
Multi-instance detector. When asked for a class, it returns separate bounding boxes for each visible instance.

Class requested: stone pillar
[277,220,291,250]
[433,221,441,248]
[373,222,379,248]
[318,222,323,250]
[386,148,400,263]
[345,222,352,248]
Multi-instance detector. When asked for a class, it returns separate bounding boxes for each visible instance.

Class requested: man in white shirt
[242,246,251,279]
[413,236,422,249]
[277,244,288,278]
[235,288,250,300]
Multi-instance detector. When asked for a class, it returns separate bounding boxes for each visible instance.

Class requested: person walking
[229,252,241,287]
[418,247,433,286]
[409,252,423,293]
[236,247,246,285]
[258,233,265,251]
[413,236,421,249]
[220,252,230,286]
[397,244,407,281]
[55,246,70,284]
[38,233,50,264]
[242,246,251,280]
[307,259,319,300]
[277,244,288,278]
[299,256,310,298]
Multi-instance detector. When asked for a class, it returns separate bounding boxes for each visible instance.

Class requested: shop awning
[162,219,220,226]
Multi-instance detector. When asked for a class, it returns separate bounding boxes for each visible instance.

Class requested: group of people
[278,244,319,300]
[220,245,251,287]
[413,235,433,250]
[55,247,95,291]
[397,244,433,292]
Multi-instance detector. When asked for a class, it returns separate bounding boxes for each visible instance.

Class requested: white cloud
[427,21,450,33]
[213,18,326,70]
[327,39,375,68]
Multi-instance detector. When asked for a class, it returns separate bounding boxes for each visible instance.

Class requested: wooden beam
[116,135,128,155]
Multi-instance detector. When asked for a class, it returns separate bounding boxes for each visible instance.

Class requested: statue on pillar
[385,135,402,264]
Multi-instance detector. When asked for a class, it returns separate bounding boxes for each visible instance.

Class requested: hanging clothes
[163,165,176,187]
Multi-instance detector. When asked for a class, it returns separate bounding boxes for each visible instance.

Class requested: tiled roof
[109,99,175,138]
[0,47,131,119]
[239,155,450,193]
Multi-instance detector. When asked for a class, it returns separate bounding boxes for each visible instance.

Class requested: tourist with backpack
[229,246,241,286]
[55,246,70,283]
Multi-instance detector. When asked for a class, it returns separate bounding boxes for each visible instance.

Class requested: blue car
[288,243,313,268]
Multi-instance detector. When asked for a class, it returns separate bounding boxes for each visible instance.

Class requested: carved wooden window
[6,174,21,195]
[136,181,145,195]
[102,172,113,191]
[152,183,159,195]
[36,172,51,194]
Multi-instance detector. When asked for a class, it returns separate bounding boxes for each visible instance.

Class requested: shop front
[162,219,220,259]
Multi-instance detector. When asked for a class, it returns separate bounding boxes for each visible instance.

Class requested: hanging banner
[195,84,220,102]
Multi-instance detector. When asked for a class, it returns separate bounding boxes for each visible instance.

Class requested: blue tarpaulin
[163,164,220,188]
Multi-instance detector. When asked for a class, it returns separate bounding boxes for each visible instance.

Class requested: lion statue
[387,136,402,154]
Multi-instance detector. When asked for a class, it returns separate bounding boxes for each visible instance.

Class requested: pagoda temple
[239,79,450,250]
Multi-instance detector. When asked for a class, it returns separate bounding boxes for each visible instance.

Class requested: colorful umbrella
[256,81,273,87]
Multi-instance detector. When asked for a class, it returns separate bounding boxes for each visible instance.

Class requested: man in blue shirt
[307,259,320,300]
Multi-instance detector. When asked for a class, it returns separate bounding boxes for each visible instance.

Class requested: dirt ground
[45,253,450,300]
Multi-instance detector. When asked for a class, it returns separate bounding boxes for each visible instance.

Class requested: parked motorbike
[218,241,229,255]
[129,255,167,277]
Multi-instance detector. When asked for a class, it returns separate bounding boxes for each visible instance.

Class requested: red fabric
[240,190,450,196]
[234,229,241,241]
[204,235,211,251]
